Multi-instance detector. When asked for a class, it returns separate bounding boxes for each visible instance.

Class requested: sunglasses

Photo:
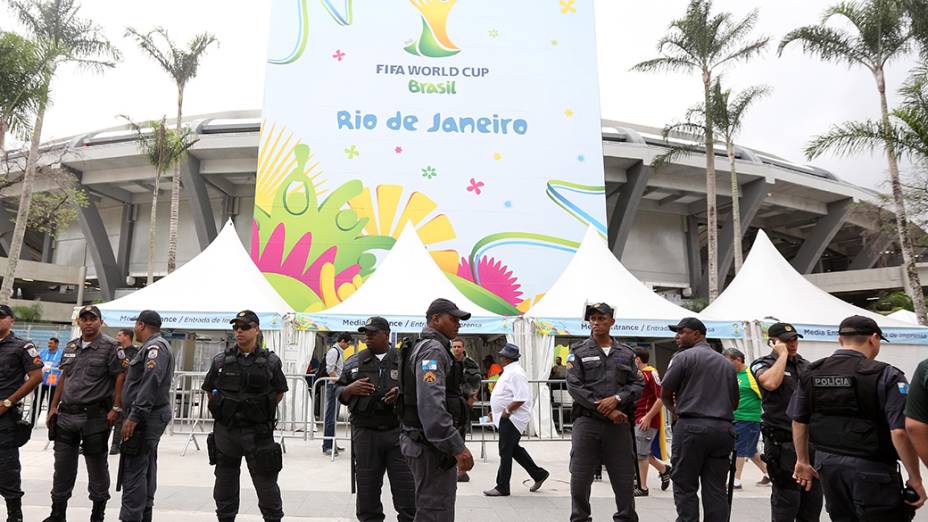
[232,323,255,332]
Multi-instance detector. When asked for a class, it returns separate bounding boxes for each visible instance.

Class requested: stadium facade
[0,110,911,321]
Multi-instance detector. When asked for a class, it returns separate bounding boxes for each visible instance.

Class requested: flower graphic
[395,146,403,154]
[488,28,499,38]
[458,256,523,306]
[560,0,576,14]
[421,166,438,179]
[564,108,574,117]
[332,49,346,61]
[467,178,485,195]
[345,145,360,159]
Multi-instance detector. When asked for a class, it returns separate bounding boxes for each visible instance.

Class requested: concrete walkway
[10,429,928,521]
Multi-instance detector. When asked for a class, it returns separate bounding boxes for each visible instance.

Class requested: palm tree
[632,0,768,300]
[1,0,120,304]
[780,0,927,323]
[0,31,44,154]
[125,27,218,274]
[123,116,198,285]
[712,82,770,272]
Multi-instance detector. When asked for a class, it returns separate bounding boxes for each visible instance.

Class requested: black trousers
[815,451,914,522]
[763,437,823,522]
[0,414,22,500]
[353,426,415,522]
[119,407,171,522]
[399,432,457,522]
[670,418,734,522]
[495,417,546,494]
[51,411,111,503]
[212,423,283,521]
[569,415,638,522]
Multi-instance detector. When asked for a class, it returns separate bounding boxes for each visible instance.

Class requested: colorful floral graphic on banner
[256,0,606,315]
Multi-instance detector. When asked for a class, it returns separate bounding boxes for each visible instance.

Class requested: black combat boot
[41,500,67,522]
[90,500,106,521]
[5,498,22,522]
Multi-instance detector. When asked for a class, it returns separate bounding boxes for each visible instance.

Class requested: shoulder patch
[423,371,437,384]
[148,350,159,360]
[122,359,129,367]
[117,350,126,360]
[26,345,39,358]
[566,353,575,362]
[750,362,765,374]
[67,342,77,350]
[898,382,910,395]
[420,359,438,371]
[146,360,156,369]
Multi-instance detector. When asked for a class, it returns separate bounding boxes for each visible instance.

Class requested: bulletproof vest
[349,349,401,429]
[401,336,465,430]
[807,355,897,463]
[214,348,277,426]
[758,356,805,433]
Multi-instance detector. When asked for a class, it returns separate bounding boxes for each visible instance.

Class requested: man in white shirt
[483,343,549,497]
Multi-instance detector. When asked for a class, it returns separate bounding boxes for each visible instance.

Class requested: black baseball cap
[584,302,615,320]
[358,316,390,333]
[78,305,101,319]
[0,304,14,318]
[230,310,260,326]
[132,310,162,328]
[669,317,707,335]
[426,298,471,321]
[768,322,803,341]
[838,315,888,342]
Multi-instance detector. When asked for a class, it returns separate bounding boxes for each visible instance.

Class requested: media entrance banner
[255,0,607,315]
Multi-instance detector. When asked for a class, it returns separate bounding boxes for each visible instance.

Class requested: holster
[47,414,58,441]
[120,422,147,456]
[14,419,32,448]
[206,433,217,466]
[253,442,283,475]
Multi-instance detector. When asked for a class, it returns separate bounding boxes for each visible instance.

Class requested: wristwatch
[2,399,11,408]
[112,406,123,413]
[614,394,622,403]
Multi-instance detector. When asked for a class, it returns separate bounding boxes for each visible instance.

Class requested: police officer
[45,305,127,522]
[202,310,288,522]
[118,311,174,522]
[790,315,926,520]
[111,327,140,455]
[660,317,739,522]
[334,316,415,522]
[566,302,644,522]
[0,304,42,522]
[399,298,475,521]
[749,322,822,521]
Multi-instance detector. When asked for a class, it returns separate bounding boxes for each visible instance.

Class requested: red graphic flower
[457,256,523,306]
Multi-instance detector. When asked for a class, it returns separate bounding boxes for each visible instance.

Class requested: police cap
[838,315,888,342]
[584,302,615,320]
[358,316,390,333]
[78,305,101,319]
[768,322,803,341]
[426,298,471,321]
[132,310,162,328]
[230,310,260,326]
[0,304,14,319]
[669,317,707,335]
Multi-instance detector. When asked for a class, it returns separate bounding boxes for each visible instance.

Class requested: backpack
[315,345,342,380]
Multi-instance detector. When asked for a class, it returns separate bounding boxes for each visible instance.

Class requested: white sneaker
[733,479,743,490]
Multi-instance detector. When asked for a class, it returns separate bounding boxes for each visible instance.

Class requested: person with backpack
[320,333,351,455]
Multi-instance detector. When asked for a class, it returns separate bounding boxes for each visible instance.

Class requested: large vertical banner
[254,0,607,315]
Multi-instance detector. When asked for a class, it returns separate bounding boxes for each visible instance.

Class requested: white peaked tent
[308,224,504,332]
[93,220,293,331]
[889,309,919,325]
[702,229,928,376]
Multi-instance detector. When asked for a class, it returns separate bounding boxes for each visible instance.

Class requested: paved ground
[8,427,928,521]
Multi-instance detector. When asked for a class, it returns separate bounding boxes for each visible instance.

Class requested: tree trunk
[876,67,928,325]
[0,92,47,304]
[728,140,743,273]
[147,172,161,285]
[704,71,719,300]
[0,121,6,155]
[166,86,184,273]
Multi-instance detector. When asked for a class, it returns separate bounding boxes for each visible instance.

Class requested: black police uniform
[661,339,739,522]
[202,343,288,522]
[788,348,913,521]
[566,336,644,522]
[119,334,174,522]
[48,331,126,520]
[111,343,140,454]
[750,350,822,521]
[0,332,42,513]
[334,342,415,521]
[399,326,468,522]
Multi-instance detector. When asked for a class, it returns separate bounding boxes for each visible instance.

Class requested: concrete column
[717,179,769,281]
[608,161,649,258]
[116,203,136,280]
[849,233,894,270]
[74,172,121,300]
[790,199,852,274]
[178,156,218,251]
[686,215,705,297]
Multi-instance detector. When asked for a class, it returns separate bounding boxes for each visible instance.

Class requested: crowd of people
[1,296,928,521]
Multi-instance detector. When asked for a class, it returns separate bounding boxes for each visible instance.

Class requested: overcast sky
[1,0,921,191]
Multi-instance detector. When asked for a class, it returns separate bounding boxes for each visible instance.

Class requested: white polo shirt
[490,361,532,433]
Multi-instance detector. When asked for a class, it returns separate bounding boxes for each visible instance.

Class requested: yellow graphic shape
[410,0,459,52]
[256,122,327,214]
[517,293,545,314]
[305,267,364,313]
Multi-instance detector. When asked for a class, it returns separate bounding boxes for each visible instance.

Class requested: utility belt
[58,402,108,415]
[677,414,732,423]
[406,429,457,470]
[572,405,607,421]
[761,424,792,445]
[209,392,274,428]
[352,416,399,431]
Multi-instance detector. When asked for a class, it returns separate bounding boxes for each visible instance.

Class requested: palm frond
[805,120,891,159]
[778,25,870,67]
